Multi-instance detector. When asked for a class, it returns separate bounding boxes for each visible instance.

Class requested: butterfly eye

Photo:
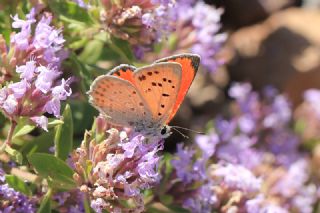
[160,126,168,135]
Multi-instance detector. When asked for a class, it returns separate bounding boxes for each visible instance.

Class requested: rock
[212,0,300,28]
[226,8,320,105]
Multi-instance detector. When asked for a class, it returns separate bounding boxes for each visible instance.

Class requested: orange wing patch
[155,54,200,122]
[109,64,136,84]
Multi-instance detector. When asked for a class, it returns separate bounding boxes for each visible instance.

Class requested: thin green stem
[5,119,17,146]
[83,193,93,213]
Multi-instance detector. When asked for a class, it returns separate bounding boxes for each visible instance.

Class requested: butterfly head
[134,121,172,139]
[159,125,172,138]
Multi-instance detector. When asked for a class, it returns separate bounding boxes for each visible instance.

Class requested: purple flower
[304,89,320,118]
[171,144,196,184]
[215,118,237,141]
[263,95,291,128]
[238,114,255,134]
[272,159,309,197]
[0,9,72,130]
[174,1,226,72]
[71,0,89,8]
[35,66,60,93]
[0,184,36,213]
[72,128,162,212]
[245,194,265,213]
[30,116,48,131]
[292,184,317,213]
[260,205,289,213]
[195,133,218,158]
[212,163,261,193]
[90,198,108,213]
[53,190,85,213]
[8,80,30,98]
[217,134,261,168]
[16,60,36,81]
[183,182,217,213]
[43,78,72,117]
[2,94,18,114]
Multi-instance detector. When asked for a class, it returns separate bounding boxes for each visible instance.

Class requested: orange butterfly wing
[155,53,200,123]
[109,64,136,84]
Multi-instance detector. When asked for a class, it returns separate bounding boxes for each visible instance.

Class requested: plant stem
[5,119,17,146]
[83,193,93,213]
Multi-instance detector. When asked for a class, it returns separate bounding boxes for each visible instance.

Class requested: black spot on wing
[138,75,146,81]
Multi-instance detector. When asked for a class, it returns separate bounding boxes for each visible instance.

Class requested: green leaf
[147,204,189,213]
[79,39,104,64]
[47,119,64,128]
[159,194,173,205]
[28,153,76,190]
[37,188,52,213]
[5,145,23,164]
[166,205,190,213]
[13,117,35,138]
[69,53,93,92]
[48,0,92,23]
[5,175,32,196]
[54,104,73,161]
[20,131,55,157]
[70,100,97,137]
[109,37,135,63]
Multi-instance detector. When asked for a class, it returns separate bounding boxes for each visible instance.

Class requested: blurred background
[166,0,320,150]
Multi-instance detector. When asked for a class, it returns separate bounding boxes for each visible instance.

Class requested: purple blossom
[35,66,60,93]
[260,205,289,213]
[216,134,261,168]
[2,94,18,114]
[90,198,108,213]
[245,194,265,213]
[183,182,217,213]
[0,184,36,212]
[304,89,320,118]
[171,144,197,184]
[16,60,36,81]
[141,0,177,42]
[72,0,89,8]
[53,190,85,213]
[229,82,252,101]
[175,1,226,72]
[10,9,67,67]
[8,80,30,98]
[212,163,261,193]
[73,128,163,212]
[292,184,317,213]
[30,116,48,131]
[0,9,72,129]
[272,159,309,197]
[195,133,218,158]
[263,95,291,128]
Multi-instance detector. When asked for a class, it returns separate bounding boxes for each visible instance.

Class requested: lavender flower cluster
[168,83,319,213]
[100,0,176,46]
[72,117,163,213]
[0,168,36,212]
[0,9,71,131]
[175,0,227,72]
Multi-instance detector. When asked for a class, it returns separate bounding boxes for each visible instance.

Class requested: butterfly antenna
[170,126,205,134]
[172,127,189,139]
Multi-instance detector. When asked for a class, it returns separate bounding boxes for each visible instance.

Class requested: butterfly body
[88,53,200,138]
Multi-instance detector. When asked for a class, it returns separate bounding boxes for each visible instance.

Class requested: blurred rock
[226,8,320,105]
[211,0,301,28]
[303,0,320,8]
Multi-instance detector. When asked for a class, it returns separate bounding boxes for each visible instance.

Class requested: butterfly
[88,53,200,138]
